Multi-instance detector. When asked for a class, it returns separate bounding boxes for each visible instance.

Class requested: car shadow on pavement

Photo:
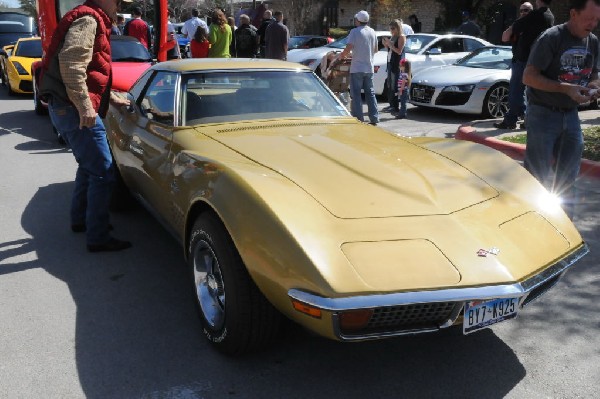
[5,182,531,398]
[0,108,65,151]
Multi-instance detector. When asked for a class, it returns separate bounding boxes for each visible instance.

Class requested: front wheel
[482,83,509,118]
[33,74,47,115]
[188,212,280,355]
[6,77,15,96]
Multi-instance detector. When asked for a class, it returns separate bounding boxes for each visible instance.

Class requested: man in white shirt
[182,9,209,41]
[402,21,414,36]
[337,10,379,125]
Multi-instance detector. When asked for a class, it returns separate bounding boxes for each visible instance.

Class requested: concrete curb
[455,124,600,179]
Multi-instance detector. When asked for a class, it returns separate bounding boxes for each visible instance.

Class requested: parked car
[0,37,41,95]
[32,35,153,115]
[0,12,35,85]
[288,35,333,50]
[373,33,491,96]
[409,46,512,118]
[287,31,391,76]
[104,58,588,355]
[172,22,190,58]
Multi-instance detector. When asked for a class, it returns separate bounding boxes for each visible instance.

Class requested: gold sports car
[0,36,41,95]
[105,59,588,355]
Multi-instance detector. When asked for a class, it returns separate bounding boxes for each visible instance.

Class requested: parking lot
[0,87,599,398]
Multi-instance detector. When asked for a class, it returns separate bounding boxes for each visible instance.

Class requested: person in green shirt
[208,9,232,58]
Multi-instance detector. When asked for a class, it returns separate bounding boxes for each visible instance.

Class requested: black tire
[188,212,281,355]
[33,74,48,115]
[6,77,15,96]
[482,83,509,119]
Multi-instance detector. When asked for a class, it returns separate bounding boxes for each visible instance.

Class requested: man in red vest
[41,0,132,252]
[123,6,151,49]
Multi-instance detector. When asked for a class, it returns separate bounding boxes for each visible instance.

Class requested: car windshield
[456,47,513,70]
[14,39,41,58]
[111,38,152,62]
[326,36,348,49]
[182,70,348,125]
[0,13,34,33]
[404,35,436,54]
[289,37,309,49]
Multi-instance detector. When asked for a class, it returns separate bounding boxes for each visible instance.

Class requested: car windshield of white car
[182,70,348,125]
[405,35,436,54]
[14,40,41,58]
[457,47,513,70]
[326,36,348,49]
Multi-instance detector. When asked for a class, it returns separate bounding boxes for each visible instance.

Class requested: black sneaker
[493,121,517,129]
[87,238,132,253]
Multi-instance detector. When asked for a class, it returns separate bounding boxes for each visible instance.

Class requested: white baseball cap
[355,10,369,23]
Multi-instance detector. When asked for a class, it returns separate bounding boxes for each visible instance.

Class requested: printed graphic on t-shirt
[559,46,594,86]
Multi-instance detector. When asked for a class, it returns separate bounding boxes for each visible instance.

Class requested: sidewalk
[455,108,600,178]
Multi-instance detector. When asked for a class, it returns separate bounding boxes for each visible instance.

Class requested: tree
[376,0,412,26]
[19,0,37,19]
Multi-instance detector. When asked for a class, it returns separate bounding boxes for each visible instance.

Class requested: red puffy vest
[42,1,112,116]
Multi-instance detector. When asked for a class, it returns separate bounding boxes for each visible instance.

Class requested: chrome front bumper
[288,244,589,341]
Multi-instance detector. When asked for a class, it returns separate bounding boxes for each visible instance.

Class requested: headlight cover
[12,61,29,75]
[442,84,475,93]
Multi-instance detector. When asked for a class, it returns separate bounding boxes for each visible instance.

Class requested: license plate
[463,297,519,334]
[413,88,425,99]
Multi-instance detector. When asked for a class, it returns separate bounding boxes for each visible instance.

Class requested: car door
[111,70,179,218]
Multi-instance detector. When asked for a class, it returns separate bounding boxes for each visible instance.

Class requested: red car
[32,0,169,116]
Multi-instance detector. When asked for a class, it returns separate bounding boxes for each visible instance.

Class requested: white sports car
[373,33,491,96]
[410,46,512,118]
[287,31,391,77]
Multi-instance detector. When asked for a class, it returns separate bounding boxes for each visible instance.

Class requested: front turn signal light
[291,300,322,319]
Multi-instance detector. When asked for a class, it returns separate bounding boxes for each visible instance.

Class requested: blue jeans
[48,99,115,245]
[350,72,379,123]
[503,60,526,125]
[398,88,408,118]
[524,103,582,207]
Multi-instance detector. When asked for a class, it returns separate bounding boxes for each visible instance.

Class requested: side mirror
[426,47,442,55]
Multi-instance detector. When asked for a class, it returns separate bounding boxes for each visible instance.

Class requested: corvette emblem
[477,247,500,257]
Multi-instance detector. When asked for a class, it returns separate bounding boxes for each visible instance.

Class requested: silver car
[410,46,512,118]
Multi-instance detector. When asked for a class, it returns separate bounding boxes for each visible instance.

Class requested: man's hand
[110,92,130,108]
[563,84,592,104]
[79,108,97,129]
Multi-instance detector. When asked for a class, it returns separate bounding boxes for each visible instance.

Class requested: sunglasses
[520,8,531,13]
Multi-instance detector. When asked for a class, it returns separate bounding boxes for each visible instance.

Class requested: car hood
[287,47,336,63]
[112,61,152,92]
[8,55,39,73]
[199,118,498,218]
[413,65,506,85]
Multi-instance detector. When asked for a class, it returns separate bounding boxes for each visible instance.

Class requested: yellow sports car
[105,59,588,355]
[0,36,41,95]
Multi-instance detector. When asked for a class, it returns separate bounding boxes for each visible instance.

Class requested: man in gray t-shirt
[336,10,379,125]
[523,0,600,215]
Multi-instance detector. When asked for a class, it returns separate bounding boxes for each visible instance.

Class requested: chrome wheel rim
[487,86,509,118]
[193,240,225,330]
